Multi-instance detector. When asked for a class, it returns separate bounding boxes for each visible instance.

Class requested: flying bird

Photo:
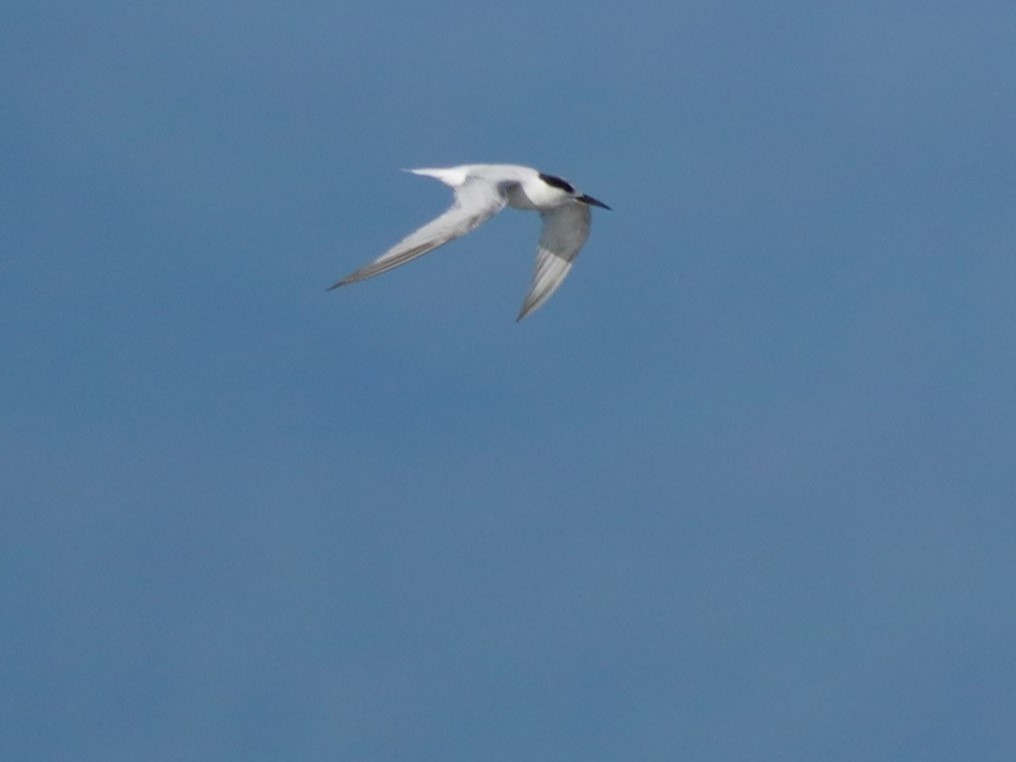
[328,164,611,321]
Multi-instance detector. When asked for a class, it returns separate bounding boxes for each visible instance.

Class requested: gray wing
[516,202,591,321]
[329,178,507,289]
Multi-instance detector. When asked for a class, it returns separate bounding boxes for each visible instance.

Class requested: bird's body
[329,164,610,321]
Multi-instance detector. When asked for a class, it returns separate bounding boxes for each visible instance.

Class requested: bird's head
[539,172,611,210]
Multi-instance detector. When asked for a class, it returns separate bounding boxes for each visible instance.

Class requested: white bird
[329,164,611,321]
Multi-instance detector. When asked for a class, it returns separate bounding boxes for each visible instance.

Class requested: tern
[328,164,611,321]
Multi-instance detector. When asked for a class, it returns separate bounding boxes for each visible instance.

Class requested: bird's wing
[329,178,507,289]
[516,201,591,321]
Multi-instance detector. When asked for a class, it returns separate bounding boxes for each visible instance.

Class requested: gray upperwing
[516,202,591,321]
[329,178,507,289]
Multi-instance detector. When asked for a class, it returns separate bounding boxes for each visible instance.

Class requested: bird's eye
[539,173,575,194]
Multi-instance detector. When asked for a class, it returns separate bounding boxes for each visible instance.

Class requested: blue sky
[3,2,1015,760]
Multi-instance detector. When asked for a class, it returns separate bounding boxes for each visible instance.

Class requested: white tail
[403,167,470,187]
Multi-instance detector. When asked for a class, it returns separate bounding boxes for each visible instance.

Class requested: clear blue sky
[3,2,1015,760]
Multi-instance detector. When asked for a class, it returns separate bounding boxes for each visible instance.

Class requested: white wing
[516,202,591,321]
[329,178,507,288]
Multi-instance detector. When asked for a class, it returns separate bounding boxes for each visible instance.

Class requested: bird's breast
[504,183,540,211]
